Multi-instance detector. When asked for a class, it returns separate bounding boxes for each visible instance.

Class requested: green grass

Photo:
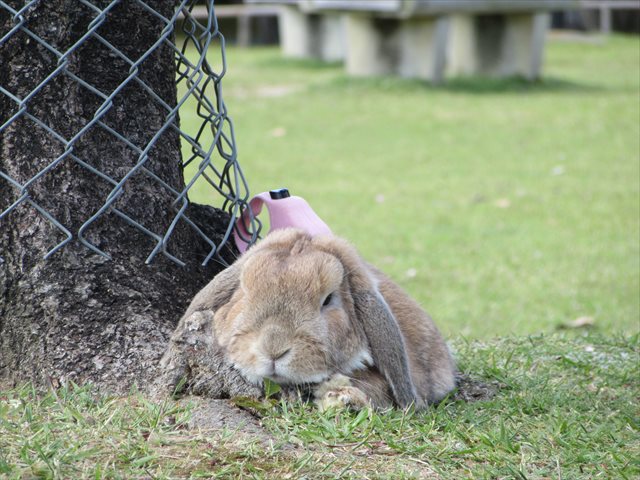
[183,35,639,339]
[1,334,638,478]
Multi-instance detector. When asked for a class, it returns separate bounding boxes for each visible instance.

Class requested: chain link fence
[0,0,260,267]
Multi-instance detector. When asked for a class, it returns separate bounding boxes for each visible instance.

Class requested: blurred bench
[579,0,640,34]
[179,4,279,46]
[249,0,579,83]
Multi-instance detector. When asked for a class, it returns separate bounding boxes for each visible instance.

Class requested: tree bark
[0,1,233,392]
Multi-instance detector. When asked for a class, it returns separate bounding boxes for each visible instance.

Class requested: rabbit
[182,228,456,410]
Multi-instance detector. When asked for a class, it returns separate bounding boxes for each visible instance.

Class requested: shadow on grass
[437,75,602,94]
[326,74,604,95]
[256,55,343,71]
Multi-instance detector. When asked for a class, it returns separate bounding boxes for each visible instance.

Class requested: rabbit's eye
[322,293,333,308]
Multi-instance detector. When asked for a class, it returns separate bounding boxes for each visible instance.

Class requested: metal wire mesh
[0,0,260,267]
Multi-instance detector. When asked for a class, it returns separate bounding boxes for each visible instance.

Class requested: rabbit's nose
[268,348,291,375]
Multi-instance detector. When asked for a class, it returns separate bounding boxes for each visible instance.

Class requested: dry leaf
[494,198,511,208]
[269,127,286,138]
[557,316,595,330]
[571,316,595,328]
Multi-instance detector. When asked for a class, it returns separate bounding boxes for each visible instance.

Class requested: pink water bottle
[234,188,332,254]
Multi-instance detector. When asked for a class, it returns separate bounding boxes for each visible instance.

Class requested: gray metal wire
[0,0,261,267]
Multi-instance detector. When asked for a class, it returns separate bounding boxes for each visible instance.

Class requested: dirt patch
[453,373,502,403]
[185,397,281,448]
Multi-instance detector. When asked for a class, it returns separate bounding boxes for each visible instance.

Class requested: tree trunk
[0,1,232,392]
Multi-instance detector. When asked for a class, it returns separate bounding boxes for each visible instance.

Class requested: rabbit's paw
[315,374,369,411]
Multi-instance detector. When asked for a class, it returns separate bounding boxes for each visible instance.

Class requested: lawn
[1,334,637,478]
[1,34,638,479]
[184,35,639,340]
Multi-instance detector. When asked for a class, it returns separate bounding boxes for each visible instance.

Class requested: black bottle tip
[269,188,290,200]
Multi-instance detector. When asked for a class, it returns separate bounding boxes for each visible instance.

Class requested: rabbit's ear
[352,288,418,408]
[314,236,418,408]
[181,260,243,320]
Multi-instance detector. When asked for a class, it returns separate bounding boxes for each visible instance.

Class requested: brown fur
[190,228,456,409]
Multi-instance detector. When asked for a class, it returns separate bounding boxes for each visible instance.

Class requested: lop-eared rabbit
[173,228,456,410]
